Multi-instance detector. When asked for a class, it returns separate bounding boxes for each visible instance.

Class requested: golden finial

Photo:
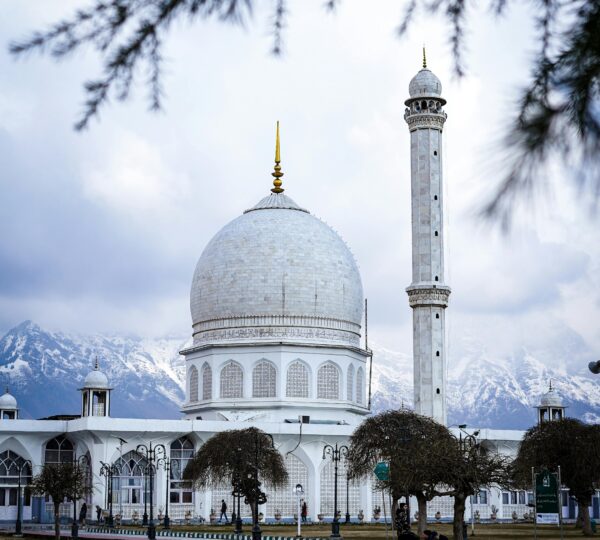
[271,121,284,194]
[422,46,427,69]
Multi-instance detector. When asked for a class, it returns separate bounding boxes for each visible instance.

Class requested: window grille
[220,361,243,398]
[268,454,309,517]
[189,366,199,402]
[252,361,276,398]
[202,363,212,400]
[286,361,309,398]
[346,364,354,402]
[317,363,340,400]
[170,437,194,504]
[44,435,74,464]
[356,368,364,405]
[320,458,360,516]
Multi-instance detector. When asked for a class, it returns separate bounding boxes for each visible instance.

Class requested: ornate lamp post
[231,458,243,535]
[142,470,148,526]
[294,483,304,539]
[99,461,119,528]
[457,426,480,537]
[156,456,170,529]
[322,443,349,539]
[136,442,166,540]
[71,455,90,539]
[15,459,32,536]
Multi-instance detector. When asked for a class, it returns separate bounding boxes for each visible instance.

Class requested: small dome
[83,363,110,389]
[539,387,563,408]
[0,390,17,410]
[408,68,442,98]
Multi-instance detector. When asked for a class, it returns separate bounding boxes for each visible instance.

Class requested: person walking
[301,501,307,523]
[79,502,88,526]
[96,505,102,524]
[219,499,228,523]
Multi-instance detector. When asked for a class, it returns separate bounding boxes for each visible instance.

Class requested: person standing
[301,501,307,523]
[219,499,228,523]
[95,505,102,523]
[79,502,88,525]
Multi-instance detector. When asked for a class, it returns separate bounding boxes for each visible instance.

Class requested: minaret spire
[422,46,427,69]
[271,121,284,194]
[94,356,99,370]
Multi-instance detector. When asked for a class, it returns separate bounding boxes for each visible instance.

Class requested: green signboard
[535,470,560,525]
[374,461,389,481]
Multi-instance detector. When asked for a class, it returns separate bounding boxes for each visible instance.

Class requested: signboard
[374,461,389,481]
[535,470,560,524]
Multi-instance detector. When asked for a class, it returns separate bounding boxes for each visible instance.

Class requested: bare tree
[183,427,287,527]
[512,418,600,537]
[30,463,92,540]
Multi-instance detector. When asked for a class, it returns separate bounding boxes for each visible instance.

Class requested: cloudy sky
[1,1,599,374]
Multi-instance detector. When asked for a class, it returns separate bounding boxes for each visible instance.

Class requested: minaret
[404,50,450,425]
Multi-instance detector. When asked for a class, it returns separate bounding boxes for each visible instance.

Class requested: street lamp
[294,483,304,539]
[322,443,349,539]
[15,459,32,536]
[71,454,90,539]
[156,456,171,529]
[99,461,119,528]
[136,442,167,540]
[457,425,480,537]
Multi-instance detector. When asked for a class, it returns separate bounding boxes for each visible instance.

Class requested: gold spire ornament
[271,121,284,193]
[422,46,427,69]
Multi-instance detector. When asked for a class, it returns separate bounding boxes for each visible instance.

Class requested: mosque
[0,56,587,528]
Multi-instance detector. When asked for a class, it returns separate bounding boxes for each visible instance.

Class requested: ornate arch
[189,365,199,402]
[220,361,243,399]
[252,360,277,398]
[286,360,310,398]
[201,362,212,400]
[317,362,340,400]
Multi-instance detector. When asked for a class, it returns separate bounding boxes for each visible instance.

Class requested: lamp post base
[235,517,243,534]
[330,519,343,539]
[163,515,170,529]
[15,520,22,536]
[147,522,156,540]
[71,521,79,538]
[345,512,350,524]
[106,515,114,529]
[251,523,262,540]
[142,513,148,526]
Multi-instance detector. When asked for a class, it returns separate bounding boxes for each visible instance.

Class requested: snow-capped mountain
[1,321,599,429]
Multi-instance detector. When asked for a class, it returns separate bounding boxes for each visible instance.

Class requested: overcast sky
[1,1,599,374]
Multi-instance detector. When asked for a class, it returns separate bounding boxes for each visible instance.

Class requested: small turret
[0,388,18,419]
[536,381,566,423]
[80,358,112,417]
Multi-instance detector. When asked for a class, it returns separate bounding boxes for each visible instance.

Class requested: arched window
[253,361,276,398]
[220,361,243,399]
[320,457,360,516]
[268,453,309,517]
[286,361,309,398]
[170,437,194,505]
[0,451,32,508]
[114,451,149,506]
[45,435,74,464]
[317,363,340,400]
[189,366,199,402]
[347,364,355,402]
[356,367,364,405]
[202,363,212,400]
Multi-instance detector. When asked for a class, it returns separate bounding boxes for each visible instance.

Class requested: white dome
[83,367,110,389]
[539,388,563,408]
[408,68,442,98]
[0,390,17,410]
[190,192,364,346]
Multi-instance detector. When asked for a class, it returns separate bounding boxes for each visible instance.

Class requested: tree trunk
[54,501,61,540]
[578,500,593,536]
[416,492,427,536]
[453,493,467,540]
